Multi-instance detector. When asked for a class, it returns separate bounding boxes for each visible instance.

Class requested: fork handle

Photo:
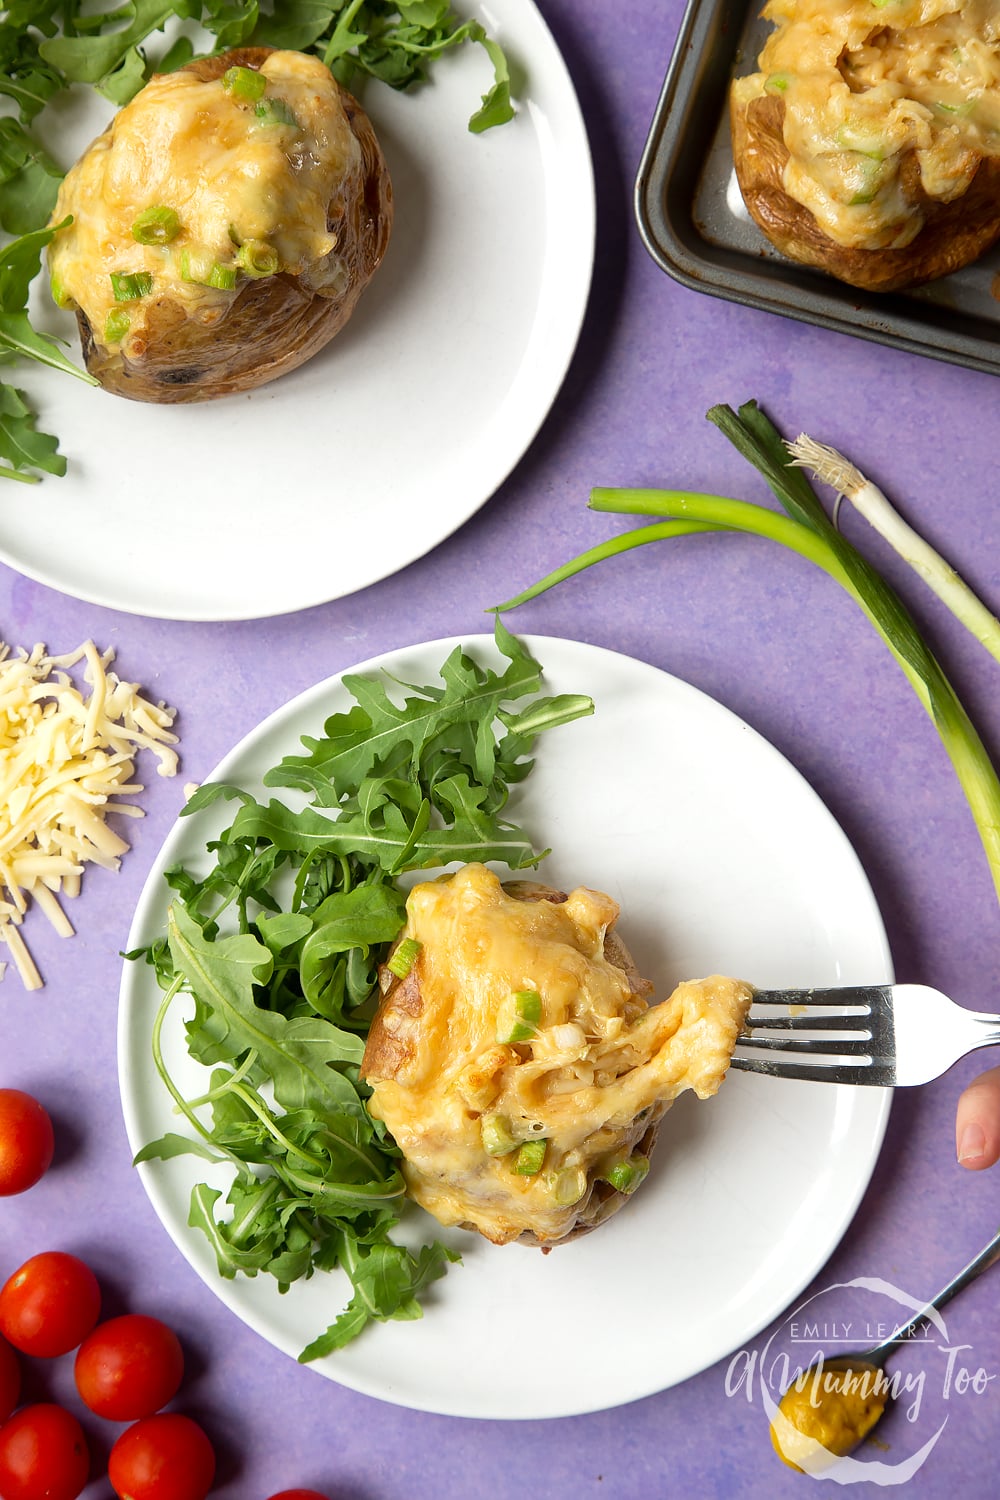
[865,1223,1000,1363]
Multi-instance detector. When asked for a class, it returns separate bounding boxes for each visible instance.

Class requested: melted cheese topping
[48,51,361,348]
[364,864,752,1246]
[733,0,1000,248]
[0,641,178,988]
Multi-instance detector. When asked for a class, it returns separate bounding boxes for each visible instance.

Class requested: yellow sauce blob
[770,1359,889,1474]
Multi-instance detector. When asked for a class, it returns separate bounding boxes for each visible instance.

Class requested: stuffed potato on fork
[47,47,392,401]
[362,864,752,1249]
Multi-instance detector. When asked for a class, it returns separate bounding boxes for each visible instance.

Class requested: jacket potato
[361,863,752,1249]
[730,0,1000,292]
[47,47,392,402]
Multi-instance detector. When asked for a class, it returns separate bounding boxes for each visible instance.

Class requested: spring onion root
[788,434,1000,668]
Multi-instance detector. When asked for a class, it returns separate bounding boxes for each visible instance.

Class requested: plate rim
[118,632,893,1418]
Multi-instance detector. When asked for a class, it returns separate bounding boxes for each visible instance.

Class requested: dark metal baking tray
[635,0,1000,375]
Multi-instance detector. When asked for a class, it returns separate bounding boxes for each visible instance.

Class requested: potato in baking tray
[730,0,1000,291]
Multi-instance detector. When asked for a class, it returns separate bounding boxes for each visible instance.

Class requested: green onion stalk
[495,401,1000,908]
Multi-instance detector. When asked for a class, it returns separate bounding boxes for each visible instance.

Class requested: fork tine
[729,1054,888,1086]
[742,1012,870,1032]
[751,985,883,1010]
[735,1035,874,1057]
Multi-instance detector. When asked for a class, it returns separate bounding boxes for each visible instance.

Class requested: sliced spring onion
[548,1165,587,1206]
[834,124,886,160]
[513,1139,546,1176]
[386,937,421,979]
[236,240,280,279]
[222,65,267,101]
[846,156,886,206]
[207,264,237,291]
[254,97,300,129]
[131,206,181,245]
[110,270,153,301]
[493,400,1000,910]
[600,1154,649,1194]
[180,251,237,291]
[103,309,131,344]
[495,987,542,1044]
[480,1113,518,1157]
[48,273,74,310]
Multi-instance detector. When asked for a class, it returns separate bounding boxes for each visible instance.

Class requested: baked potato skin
[363,880,661,1248]
[59,48,392,403]
[731,90,1000,293]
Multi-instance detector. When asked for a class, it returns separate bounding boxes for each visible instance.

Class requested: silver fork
[730,984,1000,1086]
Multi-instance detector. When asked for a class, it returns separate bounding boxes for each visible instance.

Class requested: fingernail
[958,1123,987,1163]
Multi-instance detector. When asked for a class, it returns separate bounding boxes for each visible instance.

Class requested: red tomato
[108,1414,216,1500]
[0,1403,89,1500]
[266,1492,332,1499]
[75,1312,184,1421]
[0,1251,101,1358]
[0,1332,20,1423]
[0,1089,54,1196]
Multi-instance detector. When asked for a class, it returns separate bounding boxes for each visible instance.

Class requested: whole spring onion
[110,270,153,301]
[495,400,1000,908]
[131,206,181,245]
[787,434,1000,668]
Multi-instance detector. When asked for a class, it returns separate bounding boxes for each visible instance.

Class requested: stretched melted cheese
[363,864,752,1246]
[48,50,361,348]
[733,0,1000,249]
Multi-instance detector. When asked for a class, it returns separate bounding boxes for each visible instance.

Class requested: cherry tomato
[0,1403,89,1500]
[75,1312,184,1420]
[108,1413,216,1500]
[0,1089,54,1196]
[0,1332,20,1423]
[0,1251,101,1358]
[266,1491,332,1499]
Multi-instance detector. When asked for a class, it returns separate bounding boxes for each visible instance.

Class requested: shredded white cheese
[0,641,179,990]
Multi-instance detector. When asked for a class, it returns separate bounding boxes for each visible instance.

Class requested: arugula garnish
[132,623,592,1354]
[0,222,97,481]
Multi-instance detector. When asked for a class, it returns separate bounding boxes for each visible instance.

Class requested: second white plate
[119,634,892,1418]
[16,2,594,619]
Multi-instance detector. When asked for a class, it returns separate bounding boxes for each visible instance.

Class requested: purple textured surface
[4,1,1000,1495]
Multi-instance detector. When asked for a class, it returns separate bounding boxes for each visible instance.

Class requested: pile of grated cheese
[0,640,179,990]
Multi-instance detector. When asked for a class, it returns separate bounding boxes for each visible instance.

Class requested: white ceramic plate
[15,3,593,620]
[118,635,892,1419]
